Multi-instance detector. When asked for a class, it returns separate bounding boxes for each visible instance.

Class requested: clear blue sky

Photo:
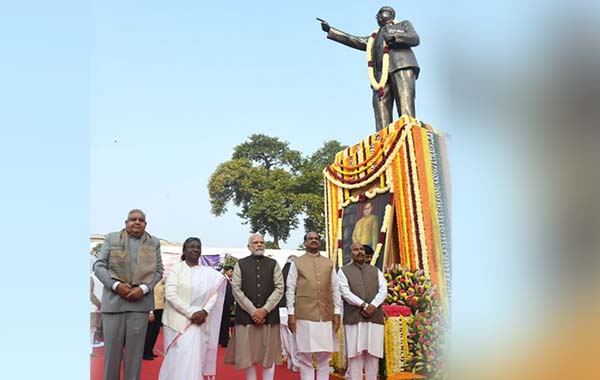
[90,1,453,248]
[89,0,576,249]
[2,1,598,379]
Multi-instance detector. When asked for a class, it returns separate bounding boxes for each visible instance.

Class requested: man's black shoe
[143,355,154,360]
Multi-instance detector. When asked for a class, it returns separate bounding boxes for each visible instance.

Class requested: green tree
[297,140,347,247]
[219,255,238,270]
[232,134,303,172]
[91,243,102,257]
[208,134,345,248]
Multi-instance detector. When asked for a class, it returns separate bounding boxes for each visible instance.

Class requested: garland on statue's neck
[366,20,397,99]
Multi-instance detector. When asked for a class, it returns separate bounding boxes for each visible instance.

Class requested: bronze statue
[318,6,420,131]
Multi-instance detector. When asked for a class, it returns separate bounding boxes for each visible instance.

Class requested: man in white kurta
[286,232,342,380]
[338,243,387,380]
[278,255,299,372]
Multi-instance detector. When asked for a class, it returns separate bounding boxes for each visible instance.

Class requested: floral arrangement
[322,117,452,379]
[382,308,411,376]
[384,265,436,315]
[383,265,447,380]
[324,119,452,314]
[405,308,447,380]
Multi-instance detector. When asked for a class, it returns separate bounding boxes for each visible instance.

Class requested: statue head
[376,6,396,27]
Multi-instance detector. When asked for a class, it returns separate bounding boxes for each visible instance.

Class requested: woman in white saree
[159,237,227,380]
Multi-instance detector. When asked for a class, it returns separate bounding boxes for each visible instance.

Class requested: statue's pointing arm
[318,18,368,51]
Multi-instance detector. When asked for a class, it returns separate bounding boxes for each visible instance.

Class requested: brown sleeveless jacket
[293,253,334,322]
[341,263,384,325]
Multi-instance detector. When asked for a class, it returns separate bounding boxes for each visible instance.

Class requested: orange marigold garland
[324,118,451,380]
[413,126,439,289]
[401,133,418,270]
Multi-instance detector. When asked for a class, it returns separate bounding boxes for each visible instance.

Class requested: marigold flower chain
[329,127,401,176]
[366,21,397,97]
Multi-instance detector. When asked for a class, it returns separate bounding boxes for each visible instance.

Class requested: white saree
[159,266,226,380]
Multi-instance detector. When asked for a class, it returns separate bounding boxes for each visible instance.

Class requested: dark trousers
[372,68,416,131]
[218,313,231,347]
[143,309,163,357]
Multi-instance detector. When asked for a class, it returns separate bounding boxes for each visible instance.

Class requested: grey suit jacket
[94,231,164,313]
[327,20,420,78]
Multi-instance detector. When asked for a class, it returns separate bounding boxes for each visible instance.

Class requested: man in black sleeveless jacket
[224,234,284,380]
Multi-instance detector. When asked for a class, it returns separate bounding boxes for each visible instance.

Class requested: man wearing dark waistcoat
[286,232,342,380]
[94,209,164,380]
[338,243,387,380]
[224,234,284,380]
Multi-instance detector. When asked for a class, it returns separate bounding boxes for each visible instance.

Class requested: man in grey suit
[319,6,420,131]
[94,209,163,380]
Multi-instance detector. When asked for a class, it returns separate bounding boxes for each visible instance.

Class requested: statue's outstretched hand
[316,17,330,32]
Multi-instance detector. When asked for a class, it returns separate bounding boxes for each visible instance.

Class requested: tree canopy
[208,134,345,248]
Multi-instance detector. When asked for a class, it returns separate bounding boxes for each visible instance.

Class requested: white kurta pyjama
[337,267,387,358]
[285,260,342,353]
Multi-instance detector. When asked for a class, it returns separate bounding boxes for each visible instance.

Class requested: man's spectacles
[128,217,146,223]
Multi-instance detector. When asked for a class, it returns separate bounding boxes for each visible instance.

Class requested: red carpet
[90,330,337,379]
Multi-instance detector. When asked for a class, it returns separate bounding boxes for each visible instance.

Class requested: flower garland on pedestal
[323,118,451,379]
[324,117,451,296]
[382,305,413,377]
[330,326,347,379]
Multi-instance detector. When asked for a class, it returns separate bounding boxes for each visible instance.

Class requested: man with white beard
[224,234,284,380]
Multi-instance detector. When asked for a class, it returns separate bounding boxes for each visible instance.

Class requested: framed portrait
[341,192,390,269]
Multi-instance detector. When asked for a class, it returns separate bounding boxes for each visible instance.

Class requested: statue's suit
[327,20,420,131]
